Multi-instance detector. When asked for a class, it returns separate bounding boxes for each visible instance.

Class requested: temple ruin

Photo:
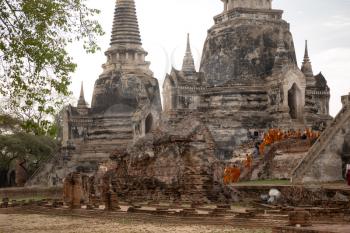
[26,0,350,202]
[164,0,332,159]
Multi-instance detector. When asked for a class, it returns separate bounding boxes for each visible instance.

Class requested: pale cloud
[324,15,350,29]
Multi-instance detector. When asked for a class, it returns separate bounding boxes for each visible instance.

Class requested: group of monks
[223,154,253,184]
[223,167,241,185]
[223,128,322,185]
[259,128,321,155]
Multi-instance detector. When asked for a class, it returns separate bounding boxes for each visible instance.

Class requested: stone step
[73,152,111,162]
[87,132,133,140]
[82,138,131,145]
[89,130,133,134]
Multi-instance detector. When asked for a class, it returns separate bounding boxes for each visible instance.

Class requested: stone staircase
[239,141,283,182]
[88,114,134,141]
[25,150,61,187]
[239,144,283,182]
[291,119,307,130]
[240,139,312,181]
[292,104,350,183]
[71,113,134,162]
[239,158,263,181]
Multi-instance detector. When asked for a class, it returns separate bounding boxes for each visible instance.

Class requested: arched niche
[145,114,153,134]
[288,83,302,119]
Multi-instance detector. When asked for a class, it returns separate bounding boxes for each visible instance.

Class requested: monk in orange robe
[259,143,265,155]
[296,129,302,138]
[231,167,241,183]
[223,167,241,184]
[244,154,253,170]
[224,168,231,185]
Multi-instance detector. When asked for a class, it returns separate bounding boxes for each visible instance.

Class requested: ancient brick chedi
[27,0,162,186]
[63,0,161,157]
[163,0,331,157]
[62,0,162,167]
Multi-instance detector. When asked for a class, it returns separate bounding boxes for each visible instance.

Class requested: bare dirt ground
[0,213,271,233]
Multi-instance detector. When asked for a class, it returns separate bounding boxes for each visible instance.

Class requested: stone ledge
[273,225,350,233]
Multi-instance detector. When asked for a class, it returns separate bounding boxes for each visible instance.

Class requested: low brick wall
[0,186,63,200]
[233,184,350,206]
[273,227,332,233]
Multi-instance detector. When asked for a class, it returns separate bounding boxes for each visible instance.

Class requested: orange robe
[223,167,241,184]
[231,168,241,183]
[245,156,253,169]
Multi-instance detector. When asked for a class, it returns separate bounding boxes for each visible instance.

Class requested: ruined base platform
[273,225,350,233]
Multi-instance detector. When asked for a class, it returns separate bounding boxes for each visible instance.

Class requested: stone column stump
[63,172,83,209]
[71,173,83,209]
[104,191,120,211]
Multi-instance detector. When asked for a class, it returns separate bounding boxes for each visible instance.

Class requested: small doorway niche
[145,114,153,134]
[288,83,302,119]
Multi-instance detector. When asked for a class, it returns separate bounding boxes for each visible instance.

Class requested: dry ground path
[0,210,271,233]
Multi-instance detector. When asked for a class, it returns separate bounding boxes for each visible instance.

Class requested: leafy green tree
[1,96,73,136]
[0,0,104,135]
[0,110,59,187]
[0,132,57,187]
[0,113,21,133]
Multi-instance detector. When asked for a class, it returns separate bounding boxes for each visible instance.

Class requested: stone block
[179,208,197,216]
[288,211,312,227]
[1,198,9,208]
[104,192,120,211]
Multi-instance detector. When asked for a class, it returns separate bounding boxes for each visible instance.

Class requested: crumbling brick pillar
[86,176,101,208]
[104,191,120,211]
[63,172,82,209]
[63,177,72,204]
[101,174,119,211]
[71,173,82,209]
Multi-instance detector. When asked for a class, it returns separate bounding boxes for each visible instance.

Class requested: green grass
[234,179,291,186]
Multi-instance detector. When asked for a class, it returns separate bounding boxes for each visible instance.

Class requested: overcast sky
[68,0,350,117]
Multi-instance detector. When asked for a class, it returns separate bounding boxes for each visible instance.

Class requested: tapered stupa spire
[304,40,310,59]
[102,0,151,75]
[110,0,142,46]
[301,40,314,77]
[93,0,155,110]
[182,34,196,73]
[77,82,88,108]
